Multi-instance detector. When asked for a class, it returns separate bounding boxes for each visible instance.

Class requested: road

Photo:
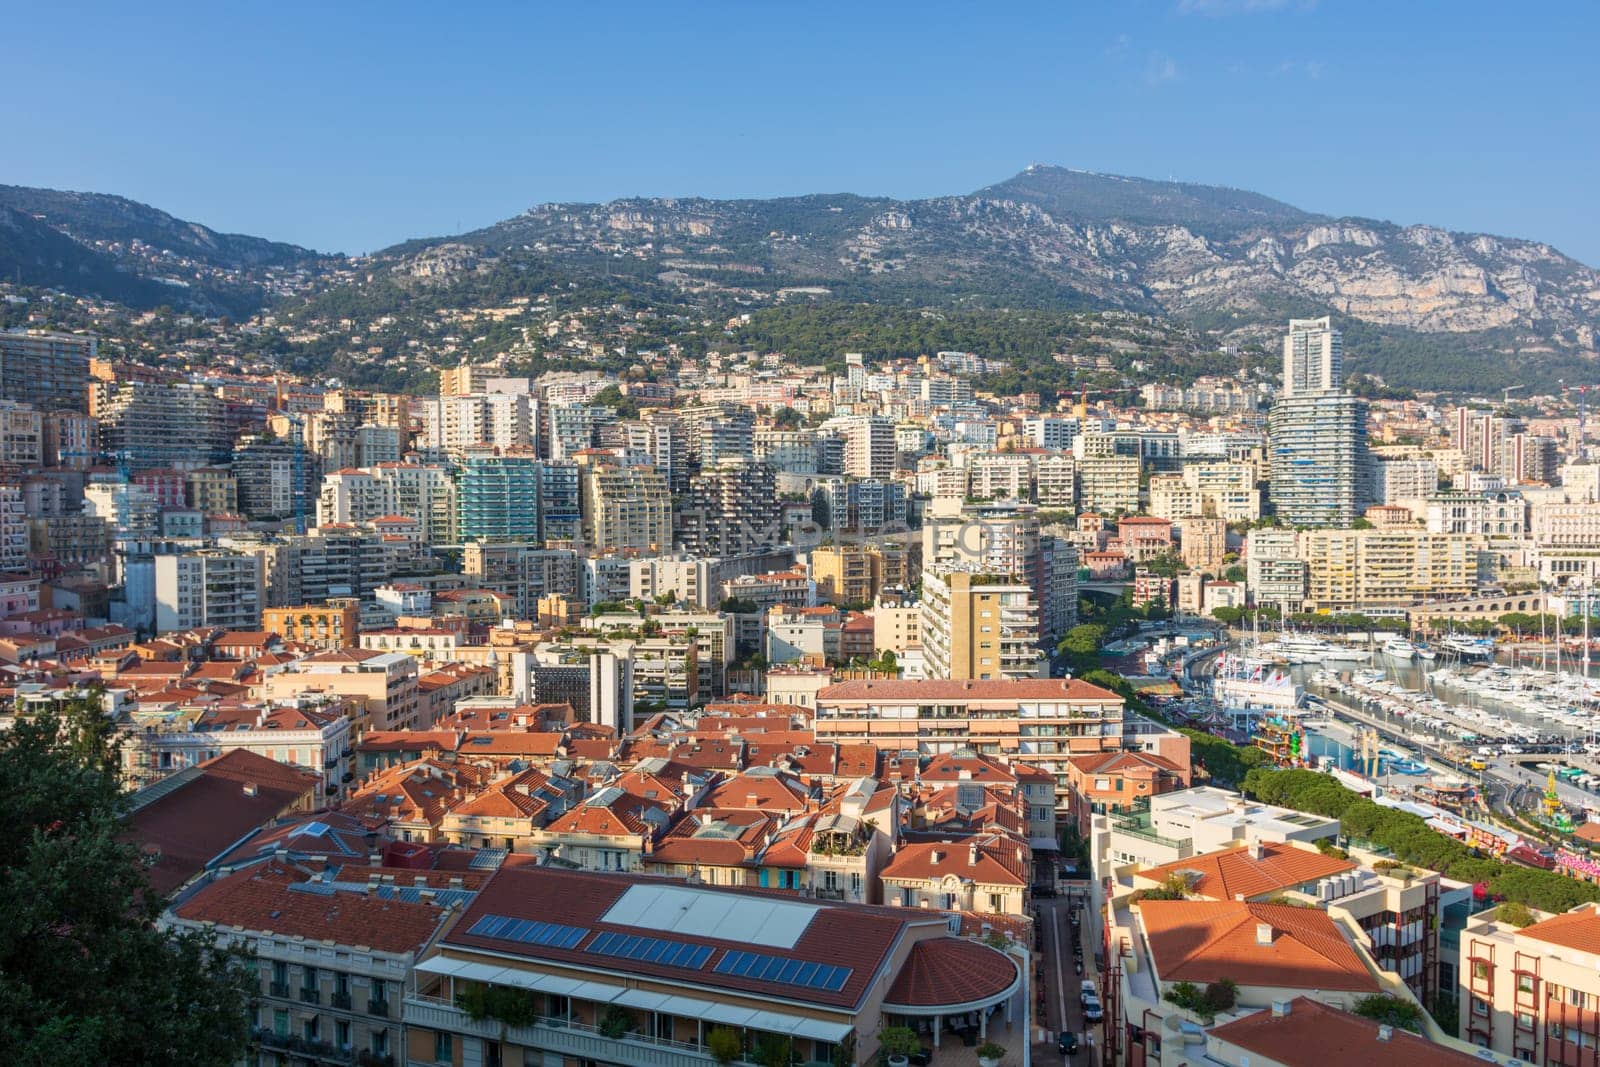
[1033,892,1101,1067]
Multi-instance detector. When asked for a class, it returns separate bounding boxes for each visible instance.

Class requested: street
[1032,892,1102,1067]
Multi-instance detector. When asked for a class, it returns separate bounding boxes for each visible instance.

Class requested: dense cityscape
[7,7,1600,1067]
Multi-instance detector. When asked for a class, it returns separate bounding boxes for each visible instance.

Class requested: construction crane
[1502,385,1524,405]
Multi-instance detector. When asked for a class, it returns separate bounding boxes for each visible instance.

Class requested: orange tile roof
[1137,900,1378,992]
[1138,842,1356,901]
[1207,997,1482,1067]
[818,677,1121,702]
[881,836,1029,888]
[175,862,452,955]
[885,938,1019,1008]
[1518,903,1600,954]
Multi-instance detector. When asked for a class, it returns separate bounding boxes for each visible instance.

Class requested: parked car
[1082,996,1103,1022]
[1080,980,1098,1001]
[1058,1032,1079,1055]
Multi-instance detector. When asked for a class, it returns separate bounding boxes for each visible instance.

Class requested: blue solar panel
[714,951,852,991]
[465,914,589,949]
[585,933,713,972]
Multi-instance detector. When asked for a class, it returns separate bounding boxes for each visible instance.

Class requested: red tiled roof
[884,938,1019,1008]
[1519,903,1600,954]
[1138,842,1356,901]
[175,862,452,954]
[1137,900,1378,992]
[1207,997,1482,1067]
[881,837,1029,888]
[447,866,926,1010]
[126,750,320,895]
[818,678,1121,702]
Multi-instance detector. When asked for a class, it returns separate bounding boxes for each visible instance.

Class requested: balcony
[301,986,322,1005]
[404,995,737,1067]
[332,991,353,1010]
[368,998,391,1018]
[269,980,290,997]
[1108,812,1187,849]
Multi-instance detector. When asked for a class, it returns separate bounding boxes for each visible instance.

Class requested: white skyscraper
[1282,316,1343,396]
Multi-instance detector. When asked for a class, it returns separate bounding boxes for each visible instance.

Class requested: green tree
[0,698,257,1063]
[1351,994,1424,1033]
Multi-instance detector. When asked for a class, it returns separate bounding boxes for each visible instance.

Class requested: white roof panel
[600,884,820,949]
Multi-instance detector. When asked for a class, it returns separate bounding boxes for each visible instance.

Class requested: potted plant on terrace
[879,1026,921,1067]
[977,1042,1006,1067]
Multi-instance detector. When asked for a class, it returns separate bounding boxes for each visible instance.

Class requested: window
[371,1029,389,1055]
[1573,989,1586,1008]
[272,960,288,986]
[273,1009,289,1037]
[1472,997,1489,1017]
[303,1016,319,1040]
[1472,961,1489,981]
[336,1020,350,1050]
[1517,974,1534,995]
[302,965,317,991]
[989,893,1004,911]
[1517,1012,1535,1030]
[434,1031,453,1062]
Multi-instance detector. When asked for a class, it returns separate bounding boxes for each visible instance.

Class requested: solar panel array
[714,950,852,991]
[467,914,588,949]
[586,931,714,969]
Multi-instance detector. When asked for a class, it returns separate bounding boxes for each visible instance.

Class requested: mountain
[7,168,1599,390]
[0,184,326,316]
[366,166,1599,385]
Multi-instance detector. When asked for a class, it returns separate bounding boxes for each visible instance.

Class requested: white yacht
[1382,637,1418,660]
[1442,635,1495,660]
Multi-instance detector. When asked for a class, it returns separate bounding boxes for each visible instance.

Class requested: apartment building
[1301,529,1488,613]
[153,549,265,633]
[1066,750,1191,833]
[581,462,672,554]
[1035,453,1078,508]
[1180,517,1228,575]
[262,600,362,650]
[919,564,1043,682]
[1267,391,1370,528]
[815,677,1133,810]
[166,860,465,1067]
[1104,898,1386,1067]
[258,649,421,731]
[96,380,232,471]
[403,866,1025,1067]
[1245,528,1308,614]
[809,543,910,605]
[679,457,781,557]
[1458,901,1600,1060]
[0,329,93,412]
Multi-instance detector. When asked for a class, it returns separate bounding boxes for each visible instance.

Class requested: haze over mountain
[5,166,1598,385]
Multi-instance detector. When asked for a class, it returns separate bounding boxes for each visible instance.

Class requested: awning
[568,980,624,1004]
[615,989,674,1012]
[415,956,477,978]
[1029,836,1061,851]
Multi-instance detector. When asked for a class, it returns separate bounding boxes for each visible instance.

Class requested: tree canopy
[0,698,256,1064]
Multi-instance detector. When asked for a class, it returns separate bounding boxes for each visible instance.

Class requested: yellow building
[262,599,361,650]
[1301,529,1488,612]
[808,543,909,606]
[918,564,1042,681]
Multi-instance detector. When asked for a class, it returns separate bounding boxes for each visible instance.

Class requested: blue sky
[7,1,1597,262]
